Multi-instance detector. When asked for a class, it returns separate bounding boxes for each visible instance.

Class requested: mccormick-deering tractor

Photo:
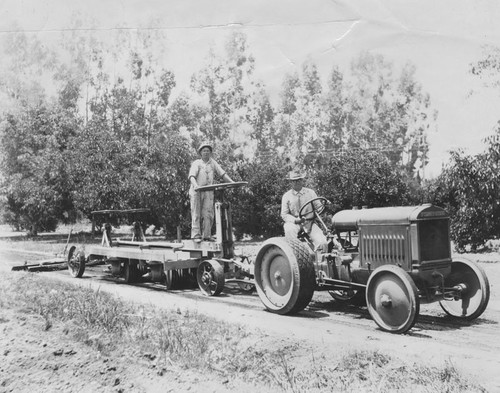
[254,198,490,333]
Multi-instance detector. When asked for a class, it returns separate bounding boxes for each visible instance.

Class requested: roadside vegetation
[0,271,486,392]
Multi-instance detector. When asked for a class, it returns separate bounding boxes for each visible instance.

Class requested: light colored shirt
[281,187,318,224]
[188,158,226,192]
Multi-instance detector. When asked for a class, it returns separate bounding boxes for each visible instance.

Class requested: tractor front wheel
[366,265,419,334]
[254,237,316,315]
[439,257,490,320]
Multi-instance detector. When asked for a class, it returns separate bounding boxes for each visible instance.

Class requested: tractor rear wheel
[439,257,490,320]
[67,246,86,278]
[254,237,316,315]
[197,260,225,296]
[366,265,419,333]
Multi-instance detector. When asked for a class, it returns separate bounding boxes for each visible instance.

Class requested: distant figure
[188,142,234,242]
[280,169,326,248]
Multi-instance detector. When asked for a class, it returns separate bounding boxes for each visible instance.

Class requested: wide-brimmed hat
[287,170,306,181]
[197,142,213,154]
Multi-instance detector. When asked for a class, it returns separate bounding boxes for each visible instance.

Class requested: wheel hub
[202,271,212,286]
[380,294,392,307]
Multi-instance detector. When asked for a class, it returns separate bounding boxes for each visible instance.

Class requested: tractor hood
[331,204,448,231]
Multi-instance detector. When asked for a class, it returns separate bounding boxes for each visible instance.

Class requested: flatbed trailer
[67,182,254,295]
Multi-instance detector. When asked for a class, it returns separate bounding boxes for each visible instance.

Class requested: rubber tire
[254,237,316,315]
[164,269,181,290]
[123,260,139,284]
[67,245,86,278]
[197,260,225,296]
[366,265,420,334]
[439,257,490,321]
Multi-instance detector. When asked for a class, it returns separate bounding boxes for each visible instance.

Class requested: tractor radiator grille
[361,231,408,266]
[419,219,450,262]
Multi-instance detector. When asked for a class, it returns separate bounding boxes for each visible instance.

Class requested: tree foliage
[268,53,436,177]
[232,157,289,239]
[0,29,440,239]
[422,46,500,250]
[427,132,500,251]
[1,104,79,234]
[310,150,419,211]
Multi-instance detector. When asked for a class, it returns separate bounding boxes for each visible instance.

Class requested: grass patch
[0,272,487,392]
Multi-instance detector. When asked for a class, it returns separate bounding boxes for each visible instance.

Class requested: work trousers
[284,222,326,248]
[190,190,214,239]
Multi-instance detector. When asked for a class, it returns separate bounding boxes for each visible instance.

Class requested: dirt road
[1,246,499,392]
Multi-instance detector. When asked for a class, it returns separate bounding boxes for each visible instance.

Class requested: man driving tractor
[280,169,329,248]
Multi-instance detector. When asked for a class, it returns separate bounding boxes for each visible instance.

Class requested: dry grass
[0,272,486,392]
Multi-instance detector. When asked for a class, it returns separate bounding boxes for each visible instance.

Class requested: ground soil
[0,227,499,392]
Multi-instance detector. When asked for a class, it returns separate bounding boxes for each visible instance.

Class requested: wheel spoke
[196,260,225,296]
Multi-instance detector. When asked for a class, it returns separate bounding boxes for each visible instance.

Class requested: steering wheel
[298,197,331,235]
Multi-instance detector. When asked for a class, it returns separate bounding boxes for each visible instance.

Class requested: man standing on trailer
[189,142,234,242]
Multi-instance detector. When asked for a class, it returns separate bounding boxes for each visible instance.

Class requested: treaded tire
[123,260,140,284]
[254,237,316,315]
[164,269,181,290]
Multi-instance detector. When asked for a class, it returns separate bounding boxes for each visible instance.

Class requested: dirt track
[1,244,499,392]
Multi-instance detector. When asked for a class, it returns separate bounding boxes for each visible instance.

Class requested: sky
[1,0,500,178]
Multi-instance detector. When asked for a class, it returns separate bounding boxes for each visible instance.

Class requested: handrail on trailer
[90,208,151,236]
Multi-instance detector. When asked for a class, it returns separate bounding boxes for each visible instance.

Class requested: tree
[427,132,500,251]
[429,45,500,249]
[190,31,258,162]
[0,103,80,234]
[0,29,57,108]
[231,156,290,238]
[310,150,417,211]
[269,53,436,179]
[345,53,435,176]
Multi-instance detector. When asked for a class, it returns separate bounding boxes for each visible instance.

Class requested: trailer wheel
[197,260,225,296]
[254,237,315,315]
[123,260,140,283]
[164,269,181,290]
[366,265,419,334]
[67,246,86,278]
[439,257,490,320]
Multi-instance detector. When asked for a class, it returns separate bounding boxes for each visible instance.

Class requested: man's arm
[222,173,234,183]
[190,176,198,188]
[281,192,304,224]
[188,161,199,188]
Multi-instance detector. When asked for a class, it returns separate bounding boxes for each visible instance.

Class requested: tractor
[253,198,490,333]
